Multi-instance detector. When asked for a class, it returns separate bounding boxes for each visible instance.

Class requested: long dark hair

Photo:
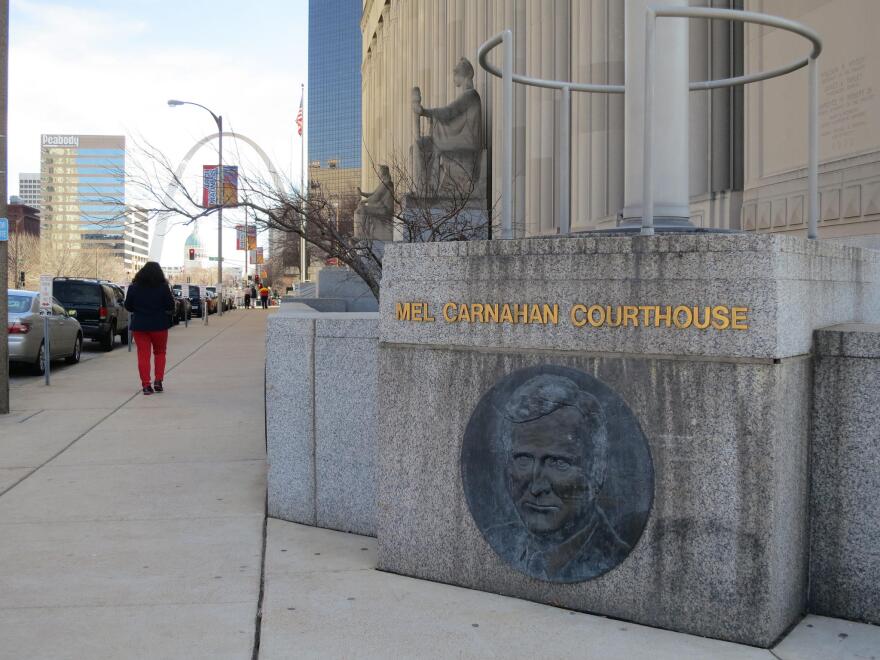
[132,261,168,288]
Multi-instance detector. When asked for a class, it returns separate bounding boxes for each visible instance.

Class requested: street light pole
[167,99,224,315]
[217,115,223,316]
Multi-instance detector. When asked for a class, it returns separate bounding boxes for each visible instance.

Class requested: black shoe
[142,385,154,395]
[153,381,164,393]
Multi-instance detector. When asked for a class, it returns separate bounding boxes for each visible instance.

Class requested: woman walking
[125,262,175,395]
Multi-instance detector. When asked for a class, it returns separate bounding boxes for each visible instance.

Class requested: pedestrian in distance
[250,284,258,309]
[259,284,270,309]
[125,261,175,395]
[244,290,251,309]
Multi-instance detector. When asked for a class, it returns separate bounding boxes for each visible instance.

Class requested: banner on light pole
[236,224,256,250]
[203,165,239,207]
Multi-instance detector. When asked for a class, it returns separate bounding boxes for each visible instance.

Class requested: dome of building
[184,224,202,248]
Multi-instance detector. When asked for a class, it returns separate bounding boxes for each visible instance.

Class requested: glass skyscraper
[308,0,362,200]
[40,134,147,277]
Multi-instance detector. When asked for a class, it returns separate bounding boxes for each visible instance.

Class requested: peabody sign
[42,134,80,147]
[395,301,750,330]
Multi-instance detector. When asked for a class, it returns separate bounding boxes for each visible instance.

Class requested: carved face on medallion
[461,365,653,583]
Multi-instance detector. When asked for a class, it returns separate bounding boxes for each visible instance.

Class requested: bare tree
[39,242,127,282]
[108,138,492,301]
[7,231,39,289]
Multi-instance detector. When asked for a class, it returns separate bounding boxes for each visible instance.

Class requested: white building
[124,210,150,277]
[18,173,40,211]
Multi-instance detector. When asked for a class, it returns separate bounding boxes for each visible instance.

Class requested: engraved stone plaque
[461,365,654,583]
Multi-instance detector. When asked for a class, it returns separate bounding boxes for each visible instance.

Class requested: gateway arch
[148,131,287,262]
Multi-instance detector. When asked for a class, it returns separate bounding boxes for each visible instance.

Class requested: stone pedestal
[398,203,489,243]
[810,323,880,625]
[266,307,379,536]
[376,234,879,647]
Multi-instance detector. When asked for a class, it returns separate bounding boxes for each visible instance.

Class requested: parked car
[173,283,208,317]
[205,291,219,314]
[205,286,234,312]
[53,278,129,351]
[7,289,83,374]
[172,289,191,324]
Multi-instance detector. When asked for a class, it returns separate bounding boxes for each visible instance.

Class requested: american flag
[296,96,304,137]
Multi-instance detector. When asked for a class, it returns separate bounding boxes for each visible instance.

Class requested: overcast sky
[8,0,310,267]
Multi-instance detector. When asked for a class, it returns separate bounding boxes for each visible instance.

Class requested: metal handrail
[644,6,822,238]
[477,8,823,240]
[477,30,624,239]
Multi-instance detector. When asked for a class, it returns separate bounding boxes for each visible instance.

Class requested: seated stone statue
[354,165,395,241]
[411,57,483,199]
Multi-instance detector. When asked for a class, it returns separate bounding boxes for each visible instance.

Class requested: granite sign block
[379,234,880,359]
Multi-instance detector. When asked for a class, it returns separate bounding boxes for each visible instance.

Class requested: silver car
[7,289,83,374]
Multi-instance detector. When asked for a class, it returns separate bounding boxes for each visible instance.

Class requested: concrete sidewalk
[259,521,880,660]
[0,310,268,659]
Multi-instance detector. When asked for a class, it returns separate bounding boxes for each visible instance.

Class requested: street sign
[39,274,53,311]
[0,217,8,241]
[208,256,221,261]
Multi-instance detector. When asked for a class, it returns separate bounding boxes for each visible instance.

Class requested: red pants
[133,330,168,386]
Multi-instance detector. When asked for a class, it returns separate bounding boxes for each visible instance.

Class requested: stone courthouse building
[360,0,880,248]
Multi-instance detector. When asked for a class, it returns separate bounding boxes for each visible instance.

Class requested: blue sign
[0,218,7,242]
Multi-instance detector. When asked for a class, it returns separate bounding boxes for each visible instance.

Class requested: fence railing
[477,7,822,239]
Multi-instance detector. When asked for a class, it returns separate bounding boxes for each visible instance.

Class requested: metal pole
[641,9,656,236]
[204,298,209,325]
[299,83,307,284]
[558,86,571,236]
[244,206,249,297]
[808,56,819,240]
[43,313,50,386]
[217,116,224,316]
[501,29,513,239]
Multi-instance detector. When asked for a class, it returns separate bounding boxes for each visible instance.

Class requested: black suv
[53,278,130,351]
[173,283,206,317]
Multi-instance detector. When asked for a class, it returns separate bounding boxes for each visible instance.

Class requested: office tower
[308,0,362,202]
[40,134,128,275]
[18,172,40,210]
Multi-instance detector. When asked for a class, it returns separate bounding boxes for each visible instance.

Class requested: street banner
[202,165,239,207]
[39,274,53,311]
[236,224,257,250]
[255,247,265,265]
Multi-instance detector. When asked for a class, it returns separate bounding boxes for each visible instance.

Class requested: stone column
[622,0,691,226]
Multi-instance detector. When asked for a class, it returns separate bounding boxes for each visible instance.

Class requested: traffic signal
[188,248,195,260]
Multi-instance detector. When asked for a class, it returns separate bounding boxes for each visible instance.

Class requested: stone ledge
[380,235,880,359]
[815,323,880,358]
[385,233,880,259]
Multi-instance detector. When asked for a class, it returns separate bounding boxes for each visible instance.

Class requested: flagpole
[299,83,308,284]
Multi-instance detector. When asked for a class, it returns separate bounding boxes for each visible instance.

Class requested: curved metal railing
[477,7,823,239]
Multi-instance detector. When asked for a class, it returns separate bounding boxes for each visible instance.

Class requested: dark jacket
[125,283,175,331]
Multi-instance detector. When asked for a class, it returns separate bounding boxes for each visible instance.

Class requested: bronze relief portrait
[461,365,654,583]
